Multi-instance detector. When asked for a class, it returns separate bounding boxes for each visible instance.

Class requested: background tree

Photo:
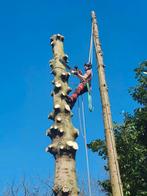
[2,177,101,196]
[88,61,147,196]
[2,176,53,196]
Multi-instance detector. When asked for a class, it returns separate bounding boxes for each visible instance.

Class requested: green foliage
[129,61,147,105]
[87,139,107,160]
[98,180,112,196]
[88,61,147,196]
[114,116,147,196]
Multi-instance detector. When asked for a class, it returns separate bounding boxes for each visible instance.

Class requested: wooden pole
[46,34,79,196]
[91,11,123,196]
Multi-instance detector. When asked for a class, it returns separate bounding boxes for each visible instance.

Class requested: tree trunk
[46,34,79,196]
[91,11,124,196]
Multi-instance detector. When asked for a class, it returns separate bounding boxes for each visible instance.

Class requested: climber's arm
[77,70,91,82]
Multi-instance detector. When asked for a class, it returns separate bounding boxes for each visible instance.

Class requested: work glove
[71,70,78,75]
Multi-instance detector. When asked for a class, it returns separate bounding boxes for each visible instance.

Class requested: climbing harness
[77,97,92,196]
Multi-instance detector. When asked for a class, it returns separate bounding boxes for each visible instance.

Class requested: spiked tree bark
[46,34,79,196]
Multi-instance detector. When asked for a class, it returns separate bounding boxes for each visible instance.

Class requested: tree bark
[46,34,79,196]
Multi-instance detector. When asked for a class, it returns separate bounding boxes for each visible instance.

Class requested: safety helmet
[84,63,92,69]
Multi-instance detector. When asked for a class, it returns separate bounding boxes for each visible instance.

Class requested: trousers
[70,83,88,104]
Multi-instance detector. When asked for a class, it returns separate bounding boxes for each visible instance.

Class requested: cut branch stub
[53,125,58,131]
[61,72,71,82]
[56,34,64,41]
[73,128,79,138]
[55,82,61,90]
[66,141,78,151]
[49,59,54,64]
[48,112,55,120]
[49,59,55,68]
[66,87,72,94]
[45,144,55,153]
[54,82,62,94]
[61,91,66,98]
[59,128,64,134]
[54,104,61,111]
[51,70,56,75]
[64,104,71,112]
[46,142,66,155]
[46,128,51,137]
[46,141,78,155]
[46,125,64,138]
[62,54,68,62]
[56,116,62,123]
[50,40,54,46]
[62,186,70,194]
[51,91,54,96]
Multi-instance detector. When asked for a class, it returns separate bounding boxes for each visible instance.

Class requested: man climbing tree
[66,63,92,108]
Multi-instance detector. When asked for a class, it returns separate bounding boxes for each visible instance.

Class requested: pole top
[50,34,64,46]
[91,10,96,18]
[50,34,64,42]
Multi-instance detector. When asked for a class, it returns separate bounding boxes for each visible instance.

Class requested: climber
[65,63,92,109]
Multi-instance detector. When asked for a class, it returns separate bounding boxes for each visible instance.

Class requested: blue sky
[0,0,147,194]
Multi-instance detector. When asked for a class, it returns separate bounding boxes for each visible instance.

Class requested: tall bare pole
[46,34,79,196]
[91,11,123,196]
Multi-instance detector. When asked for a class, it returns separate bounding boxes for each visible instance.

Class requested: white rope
[88,23,93,65]
[77,98,92,196]
[76,22,94,195]
[77,99,84,138]
[81,96,92,196]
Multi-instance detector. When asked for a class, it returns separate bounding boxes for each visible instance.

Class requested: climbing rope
[77,99,84,138]
[77,97,92,196]
[88,23,93,65]
[87,22,94,112]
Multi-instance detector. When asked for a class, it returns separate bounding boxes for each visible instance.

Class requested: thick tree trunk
[91,11,124,196]
[46,34,79,196]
